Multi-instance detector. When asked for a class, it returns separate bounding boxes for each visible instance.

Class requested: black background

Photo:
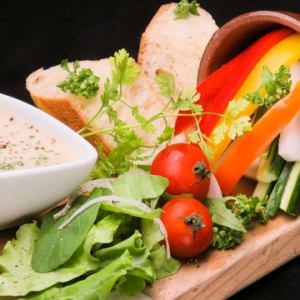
[1,0,300,299]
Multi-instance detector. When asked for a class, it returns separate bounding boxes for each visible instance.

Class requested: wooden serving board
[1,182,300,300]
[147,213,300,300]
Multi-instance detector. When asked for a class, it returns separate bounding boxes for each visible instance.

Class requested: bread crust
[138,3,218,91]
[28,94,110,152]
[26,59,170,154]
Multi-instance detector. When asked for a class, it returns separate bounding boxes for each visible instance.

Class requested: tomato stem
[193,161,211,184]
[184,213,205,239]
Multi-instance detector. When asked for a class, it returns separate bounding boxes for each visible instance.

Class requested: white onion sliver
[58,195,171,259]
[78,178,115,194]
[207,175,222,198]
[244,157,261,181]
[279,112,300,161]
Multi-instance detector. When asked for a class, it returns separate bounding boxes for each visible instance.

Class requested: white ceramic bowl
[0,93,98,230]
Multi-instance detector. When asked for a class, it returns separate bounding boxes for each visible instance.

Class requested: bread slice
[138,3,218,92]
[26,59,171,152]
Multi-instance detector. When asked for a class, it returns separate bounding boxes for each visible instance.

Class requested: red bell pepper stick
[175,28,293,136]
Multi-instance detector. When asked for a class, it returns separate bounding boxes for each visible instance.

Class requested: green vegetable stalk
[207,195,268,250]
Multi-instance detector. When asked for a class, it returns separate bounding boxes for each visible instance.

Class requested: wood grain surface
[147,214,300,300]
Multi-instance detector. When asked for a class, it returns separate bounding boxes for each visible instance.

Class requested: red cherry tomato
[150,143,210,200]
[161,197,213,258]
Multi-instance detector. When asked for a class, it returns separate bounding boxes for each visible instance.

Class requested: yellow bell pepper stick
[209,34,300,167]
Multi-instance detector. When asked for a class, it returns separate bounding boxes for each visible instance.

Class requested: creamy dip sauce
[0,110,76,172]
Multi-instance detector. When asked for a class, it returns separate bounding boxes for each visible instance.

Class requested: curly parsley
[173,0,200,20]
[208,195,268,250]
[57,59,100,99]
[245,65,291,108]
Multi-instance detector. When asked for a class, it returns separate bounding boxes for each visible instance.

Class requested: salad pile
[2,2,300,298]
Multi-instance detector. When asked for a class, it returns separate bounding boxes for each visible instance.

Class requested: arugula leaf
[57,59,100,99]
[245,65,291,108]
[109,49,140,85]
[155,70,176,98]
[112,171,169,201]
[206,198,246,232]
[32,188,106,272]
[173,0,200,20]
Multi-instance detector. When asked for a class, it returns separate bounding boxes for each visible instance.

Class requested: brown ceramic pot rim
[198,10,300,83]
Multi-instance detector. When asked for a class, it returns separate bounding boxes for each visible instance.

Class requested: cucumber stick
[280,161,300,216]
[253,181,275,201]
[257,138,285,183]
[265,162,294,218]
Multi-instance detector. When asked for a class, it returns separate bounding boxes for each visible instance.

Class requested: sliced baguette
[26,59,171,152]
[138,3,218,92]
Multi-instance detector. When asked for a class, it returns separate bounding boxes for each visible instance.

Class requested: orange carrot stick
[214,82,300,195]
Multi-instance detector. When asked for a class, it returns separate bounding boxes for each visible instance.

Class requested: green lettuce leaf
[26,250,132,300]
[112,171,169,200]
[95,230,155,283]
[116,275,145,297]
[141,219,180,279]
[0,223,99,297]
[90,213,127,252]
[206,198,246,232]
[141,219,163,249]
[32,188,107,272]
[150,244,180,279]
[101,202,162,219]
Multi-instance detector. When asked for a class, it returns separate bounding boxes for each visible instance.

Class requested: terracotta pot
[198,11,300,83]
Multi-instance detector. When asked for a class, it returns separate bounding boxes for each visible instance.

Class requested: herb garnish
[58,52,252,166]
[173,0,200,20]
[57,59,100,99]
[154,70,252,159]
[245,65,291,108]
[212,98,252,145]
[207,195,268,249]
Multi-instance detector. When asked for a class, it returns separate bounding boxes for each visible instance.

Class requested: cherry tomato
[150,143,210,200]
[161,197,213,258]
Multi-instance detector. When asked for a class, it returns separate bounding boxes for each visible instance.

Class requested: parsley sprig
[211,65,291,146]
[245,65,291,108]
[58,52,252,173]
[155,70,252,159]
[173,0,200,20]
[212,99,252,145]
[57,60,100,99]
[210,195,268,250]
